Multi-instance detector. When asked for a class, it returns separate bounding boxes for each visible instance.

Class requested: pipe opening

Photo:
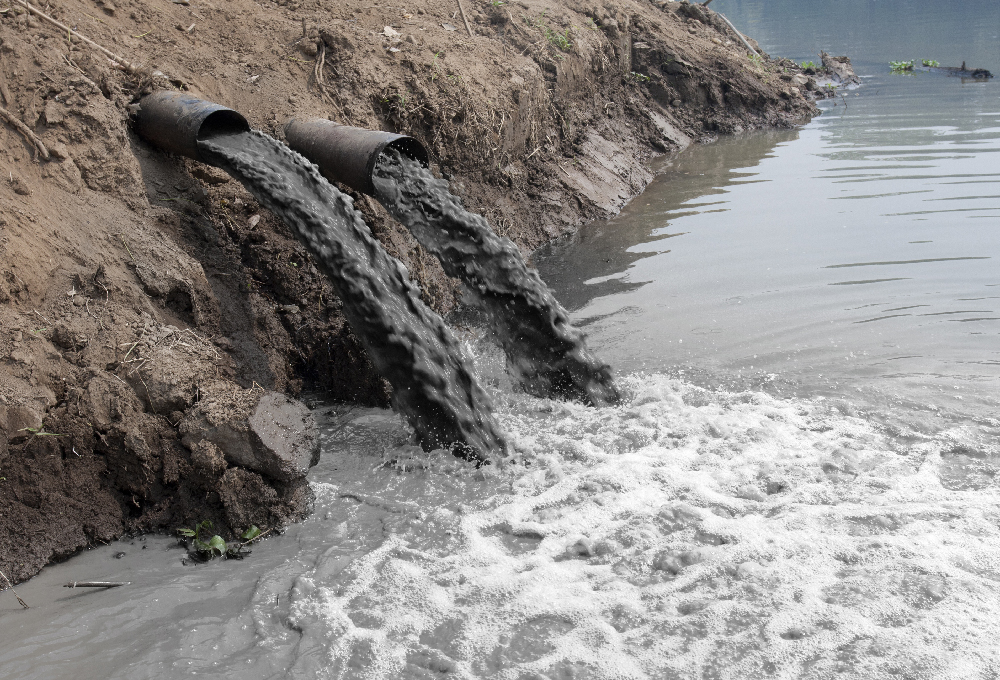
[198,109,251,142]
[383,137,429,168]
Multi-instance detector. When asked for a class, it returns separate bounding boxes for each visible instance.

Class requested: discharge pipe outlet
[283,118,429,196]
[133,91,250,162]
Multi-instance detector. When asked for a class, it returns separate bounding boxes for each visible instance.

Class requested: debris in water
[63,581,131,588]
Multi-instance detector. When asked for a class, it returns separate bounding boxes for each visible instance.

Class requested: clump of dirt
[1,0,840,582]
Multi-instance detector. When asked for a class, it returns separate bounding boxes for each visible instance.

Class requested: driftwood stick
[237,527,273,550]
[0,105,49,160]
[456,0,473,37]
[63,581,131,588]
[716,12,758,57]
[0,568,29,609]
[15,0,141,74]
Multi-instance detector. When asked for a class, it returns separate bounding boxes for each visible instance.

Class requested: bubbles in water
[284,373,1000,679]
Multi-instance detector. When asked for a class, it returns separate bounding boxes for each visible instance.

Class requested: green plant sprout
[545,26,571,51]
[629,71,650,83]
[18,427,64,437]
[177,521,262,561]
[922,59,939,67]
[748,53,763,66]
[800,60,816,70]
[890,60,914,73]
[430,51,442,81]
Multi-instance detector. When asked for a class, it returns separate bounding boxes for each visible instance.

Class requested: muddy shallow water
[2,1,999,678]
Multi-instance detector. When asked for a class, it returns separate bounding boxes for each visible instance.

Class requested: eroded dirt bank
[1,0,838,582]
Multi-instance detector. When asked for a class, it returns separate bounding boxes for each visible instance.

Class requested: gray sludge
[198,131,505,461]
[372,151,621,406]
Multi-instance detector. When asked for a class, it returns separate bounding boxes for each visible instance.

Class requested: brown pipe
[283,118,429,196]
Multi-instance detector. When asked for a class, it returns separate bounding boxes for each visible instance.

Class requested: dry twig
[15,0,141,74]
[0,105,49,160]
[0,568,29,609]
[64,581,130,588]
[455,0,474,37]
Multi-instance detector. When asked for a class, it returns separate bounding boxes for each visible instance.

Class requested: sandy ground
[0,0,839,582]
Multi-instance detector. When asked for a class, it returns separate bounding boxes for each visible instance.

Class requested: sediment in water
[373,151,620,406]
[198,131,505,460]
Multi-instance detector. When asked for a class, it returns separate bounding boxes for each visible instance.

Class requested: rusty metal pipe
[283,118,428,196]
[133,91,250,162]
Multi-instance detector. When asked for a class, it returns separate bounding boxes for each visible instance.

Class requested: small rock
[671,98,682,107]
[405,34,417,45]
[48,141,70,160]
[114,551,126,559]
[9,176,31,195]
[442,22,457,31]
[180,387,320,483]
[248,214,261,228]
[73,295,86,307]
[190,165,230,185]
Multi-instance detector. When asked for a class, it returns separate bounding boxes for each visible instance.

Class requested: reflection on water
[533,63,1000,415]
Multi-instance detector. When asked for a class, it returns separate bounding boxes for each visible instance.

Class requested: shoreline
[1,0,845,583]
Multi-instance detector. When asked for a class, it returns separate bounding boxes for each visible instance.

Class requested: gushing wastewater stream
[372,150,621,407]
[196,131,505,459]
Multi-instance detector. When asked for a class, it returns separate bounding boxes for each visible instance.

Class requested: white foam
[289,373,1000,678]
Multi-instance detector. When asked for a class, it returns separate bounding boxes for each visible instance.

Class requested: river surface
[2,1,999,678]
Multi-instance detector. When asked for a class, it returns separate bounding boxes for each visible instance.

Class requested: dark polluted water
[198,131,505,459]
[372,150,621,406]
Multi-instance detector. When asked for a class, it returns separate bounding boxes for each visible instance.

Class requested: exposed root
[15,0,140,75]
[0,105,48,160]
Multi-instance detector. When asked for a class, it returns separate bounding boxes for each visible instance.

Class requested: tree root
[0,105,49,161]
[15,0,140,74]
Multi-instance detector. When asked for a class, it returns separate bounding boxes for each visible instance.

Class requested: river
[1,1,998,678]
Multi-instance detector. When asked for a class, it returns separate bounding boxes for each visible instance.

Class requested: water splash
[372,150,621,406]
[198,131,505,459]
[283,373,1000,679]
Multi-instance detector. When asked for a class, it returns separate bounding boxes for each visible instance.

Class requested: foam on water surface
[283,373,1000,679]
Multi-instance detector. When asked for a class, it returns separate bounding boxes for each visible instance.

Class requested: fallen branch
[0,568,29,609]
[0,105,49,160]
[64,581,131,588]
[15,0,141,74]
[717,12,759,58]
[455,0,473,37]
[236,526,273,550]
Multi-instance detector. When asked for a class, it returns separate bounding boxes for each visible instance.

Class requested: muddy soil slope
[0,0,830,582]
